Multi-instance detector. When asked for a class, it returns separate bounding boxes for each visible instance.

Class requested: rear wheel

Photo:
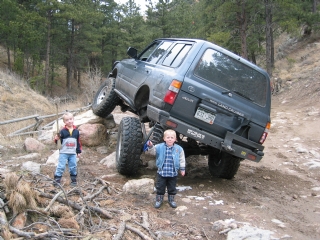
[150,123,164,145]
[92,77,120,118]
[208,151,241,179]
[116,117,143,175]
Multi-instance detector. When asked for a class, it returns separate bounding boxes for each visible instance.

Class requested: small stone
[311,192,317,196]
[292,194,298,199]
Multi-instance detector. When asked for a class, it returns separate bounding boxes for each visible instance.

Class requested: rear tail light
[259,122,270,144]
[165,120,177,128]
[163,80,182,105]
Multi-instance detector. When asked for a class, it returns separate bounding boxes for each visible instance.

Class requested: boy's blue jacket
[148,142,186,172]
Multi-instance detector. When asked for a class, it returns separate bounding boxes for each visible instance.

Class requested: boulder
[21,161,41,174]
[123,178,154,194]
[24,137,45,153]
[100,151,116,169]
[78,123,106,146]
[52,110,116,131]
[46,150,59,165]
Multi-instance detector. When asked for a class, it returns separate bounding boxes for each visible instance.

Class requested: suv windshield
[194,49,267,106]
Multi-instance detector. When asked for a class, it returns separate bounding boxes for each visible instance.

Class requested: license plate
[194,108,215,124]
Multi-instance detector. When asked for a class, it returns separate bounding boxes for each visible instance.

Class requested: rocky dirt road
[1,86,319,240]
[72,89,320,239]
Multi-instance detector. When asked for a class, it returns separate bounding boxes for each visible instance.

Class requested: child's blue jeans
[54,153,77,177]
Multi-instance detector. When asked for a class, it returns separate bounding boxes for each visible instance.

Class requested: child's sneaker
[70,175,77,187]
[53,176,61,187]
[70,181,77,187]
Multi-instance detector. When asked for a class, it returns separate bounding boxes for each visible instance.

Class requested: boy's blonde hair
[62,112,74,122]
[163,129,176,138]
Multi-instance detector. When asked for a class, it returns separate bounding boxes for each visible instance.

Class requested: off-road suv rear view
[92,38,271,179]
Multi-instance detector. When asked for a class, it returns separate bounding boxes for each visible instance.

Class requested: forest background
[0,0,320,99]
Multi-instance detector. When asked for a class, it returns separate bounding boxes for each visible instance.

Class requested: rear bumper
[147,104,264,162]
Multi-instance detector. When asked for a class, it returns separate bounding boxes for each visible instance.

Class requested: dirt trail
[1,85,319,240]
[75,90,320,239]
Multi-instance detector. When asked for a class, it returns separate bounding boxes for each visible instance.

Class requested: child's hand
[147,140,153,147]
[180,170,185,176]
[54,134,60,141]
[77,153,81,158]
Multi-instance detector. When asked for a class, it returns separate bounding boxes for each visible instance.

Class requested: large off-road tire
[150,123,164,145]
[92,77,120,118]
[208,151,241,179]
[116,117,143,175]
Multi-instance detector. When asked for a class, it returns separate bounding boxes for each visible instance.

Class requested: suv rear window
[194,49,268,106]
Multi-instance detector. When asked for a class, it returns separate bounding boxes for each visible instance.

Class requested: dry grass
[0,64,101,145]
[4,173,40,214]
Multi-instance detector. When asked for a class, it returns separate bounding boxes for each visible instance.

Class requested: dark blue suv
[92,38,272,179]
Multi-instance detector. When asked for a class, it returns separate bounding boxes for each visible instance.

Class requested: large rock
[78,123,106,146]
[21,161,41,174]
[100,151,117,169]
[227,225,274,240]
[123,178,154,194]
[46,150,59,165]
[52,110,116,131]
[24,137,46,153]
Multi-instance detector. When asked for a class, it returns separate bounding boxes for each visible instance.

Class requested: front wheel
[208,151,241,179]
[116,117,143,175]
[92,77,120,118]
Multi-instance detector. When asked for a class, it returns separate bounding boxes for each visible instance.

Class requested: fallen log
[38,192,113,219]
[126,224,153,240]
[113,221,126,240]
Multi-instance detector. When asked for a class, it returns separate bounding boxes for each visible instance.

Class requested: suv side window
[194,48,267,106]
[162,43,192,67]
[139,41,161,61]
[147,41,173,64]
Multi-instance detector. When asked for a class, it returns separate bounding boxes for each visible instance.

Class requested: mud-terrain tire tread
[151,124,164,145]
[92,77,120,118]
[208,152,241,179]
[116,117,143,175]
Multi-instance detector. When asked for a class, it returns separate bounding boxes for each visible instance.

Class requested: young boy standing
[147,129,186,208]
[54,112,82,187]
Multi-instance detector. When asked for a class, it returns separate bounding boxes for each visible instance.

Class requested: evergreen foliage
[0,0,319,95]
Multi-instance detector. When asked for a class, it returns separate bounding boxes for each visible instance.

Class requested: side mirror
[127,47,138,59]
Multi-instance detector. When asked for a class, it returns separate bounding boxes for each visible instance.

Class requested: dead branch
[38,192,113,219]
[202,227,210,240]
[9,225,80,239]
[126,224,153,240]
[83,185,109,201]
[141,211,150,229]
[95,177,112,194]
[0,198,12,239]
[113,221,126,240]
[132,211,157,239]
[44,190,63,212]
[35,173,69,207]
[133,221,158,240]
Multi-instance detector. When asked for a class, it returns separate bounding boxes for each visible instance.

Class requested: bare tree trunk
[312,0,317,13]
[271,27,274,68]
[265,0,273,76]
[77,70,81,89]
[237,0,248,60]
[6,44,11,71]
[240,2,248,60]
[44,10,52,96]
[67,19,75,92]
